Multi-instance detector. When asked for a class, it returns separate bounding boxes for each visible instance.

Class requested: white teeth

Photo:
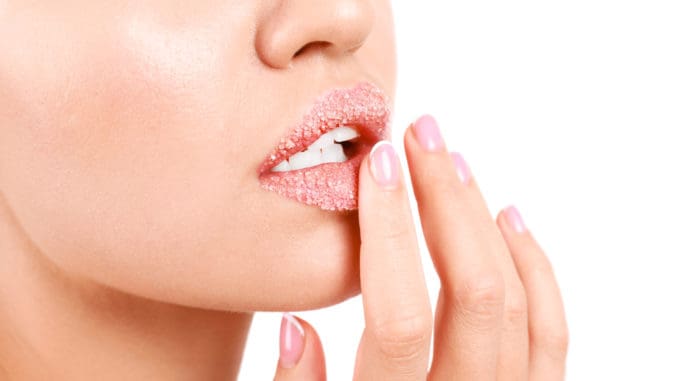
[288,149,322,171]
[307,131,336,152]
[271,125,359,172]
[271,159,291,172]
[332,126,360,142]
[320,141,348,163]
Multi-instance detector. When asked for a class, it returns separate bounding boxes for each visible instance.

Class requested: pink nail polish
[450,152,472,184]
[412,114,445,152]
[369,141,401,189]
[279,313,304,369]
[504,205,527,234]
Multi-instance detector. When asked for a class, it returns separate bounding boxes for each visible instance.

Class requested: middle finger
[404,115,525,380]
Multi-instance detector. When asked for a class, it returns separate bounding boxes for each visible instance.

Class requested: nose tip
[256,0,375,69]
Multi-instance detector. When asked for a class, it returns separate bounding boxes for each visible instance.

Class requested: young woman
[0,1,567,379]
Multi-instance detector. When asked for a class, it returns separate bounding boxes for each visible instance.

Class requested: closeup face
[0,1,396,311]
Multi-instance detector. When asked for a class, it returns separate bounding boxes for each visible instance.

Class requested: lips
[258,82,391,211]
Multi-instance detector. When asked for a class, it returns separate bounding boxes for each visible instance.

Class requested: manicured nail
[279,313,305,369]
[450,151,472,184]
[504,205,527,234]
[369,141,401,189]
[412,114,445,152]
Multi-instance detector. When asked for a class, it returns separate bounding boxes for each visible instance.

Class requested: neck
[0,197,253,380]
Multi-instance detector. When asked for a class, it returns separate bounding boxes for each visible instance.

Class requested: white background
[240,1,678,379]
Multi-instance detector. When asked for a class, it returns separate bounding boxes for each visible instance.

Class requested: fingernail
[369,141,401,189]
[504,205,527,234]
[279,313,304,369]
[412,114,445,152]
[450,151,472,184]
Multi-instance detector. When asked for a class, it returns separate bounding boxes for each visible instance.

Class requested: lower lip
[258,144,371,211]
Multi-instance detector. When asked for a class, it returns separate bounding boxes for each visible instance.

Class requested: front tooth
[307,126,360,151]
[271,159,291,172]
[288,149,322,171]
[320,143,348,163]
[307,131,335,151]
[332,126,359,142]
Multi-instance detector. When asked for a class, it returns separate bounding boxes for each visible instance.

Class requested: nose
[256,0,375,69]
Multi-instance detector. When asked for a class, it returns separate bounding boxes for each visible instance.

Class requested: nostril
[293,41,332,58]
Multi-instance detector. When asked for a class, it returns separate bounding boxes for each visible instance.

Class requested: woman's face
[0,1,396,311]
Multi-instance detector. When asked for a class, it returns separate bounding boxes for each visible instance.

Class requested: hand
[273,115,569,380]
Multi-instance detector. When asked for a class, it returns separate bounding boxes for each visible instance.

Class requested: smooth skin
[274,119,569,380]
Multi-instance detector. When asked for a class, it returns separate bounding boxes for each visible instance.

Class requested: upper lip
[258,82,391,174]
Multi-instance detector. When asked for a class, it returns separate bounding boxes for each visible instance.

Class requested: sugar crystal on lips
[258,82,391,211]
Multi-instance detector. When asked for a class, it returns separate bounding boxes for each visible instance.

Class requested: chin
[221,209,364,312]
[59,241,362,315]
[71,209,364,314]
[225,210,363,312]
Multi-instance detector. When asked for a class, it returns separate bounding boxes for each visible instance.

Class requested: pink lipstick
[258,82,391,211]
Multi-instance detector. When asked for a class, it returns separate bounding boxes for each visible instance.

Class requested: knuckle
[370,216,414,250]
[503,291,528,326]
[534,322,570,359]
[362,225,415,257]
[372,313,432,362]
[454,271,506,325]
[417,172,467,210]
[380,222,412,244]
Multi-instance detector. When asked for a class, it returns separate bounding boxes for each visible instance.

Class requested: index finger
[354,141,433,381]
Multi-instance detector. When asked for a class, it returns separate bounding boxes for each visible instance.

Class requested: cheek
[0,7,254,287]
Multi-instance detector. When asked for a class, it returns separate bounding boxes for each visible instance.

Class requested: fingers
[405,115,502,380]
[352,115,565,381]
[354,141,433,381]
[273,314,326,381]
[403,115,528,380]
[497,207,569,380]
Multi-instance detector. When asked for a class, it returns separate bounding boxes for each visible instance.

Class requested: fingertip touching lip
[258,82,391,175]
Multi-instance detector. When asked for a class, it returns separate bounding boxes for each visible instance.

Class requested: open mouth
[268,125,369,173]
[258,82,390,211]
